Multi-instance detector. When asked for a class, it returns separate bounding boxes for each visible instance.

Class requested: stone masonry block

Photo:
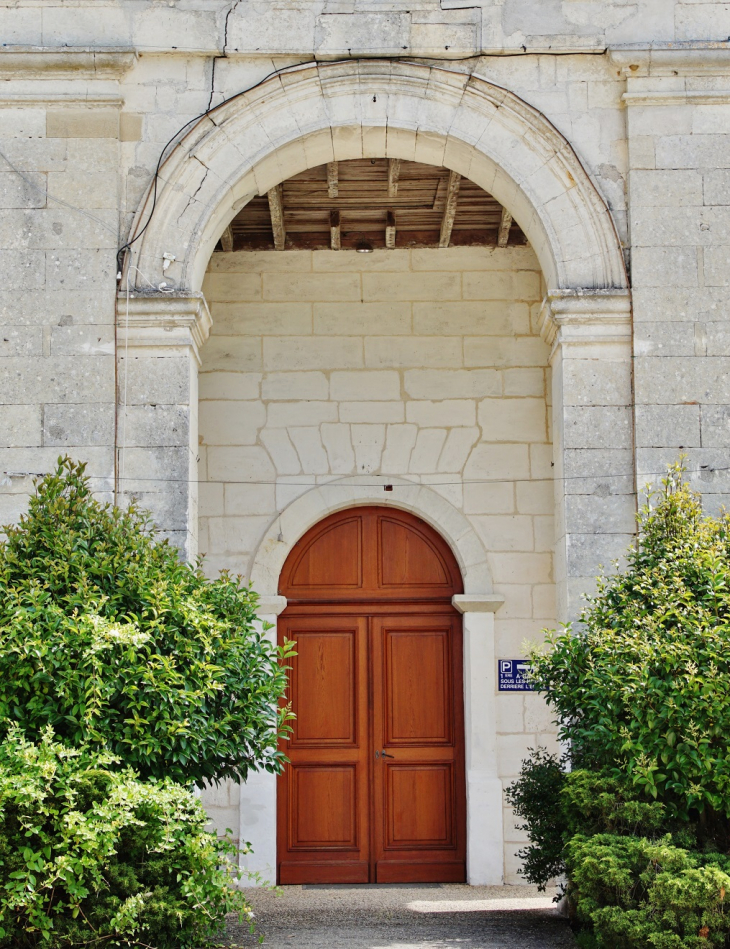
[464,337,548,369]
[404,369,500,399]
[44,403,114,448]
[412,302,530,337]
[463,271,542,301]
[46,110,120,139]
[362,272,461,303]
[562,406,633,451]
[0,355,114,405]
[202,338,262,372]
[629,169,703,208]
[365,337,462,368]
[263,337,362,371]
[203,273,262,303]
[262,372,328,401]
[199,372,261,401]
[51,326,115,356]
[340,402,404,423]
[210,302,312,336]
[406,400,476,427]
[267,401,337,427]
[199,401,265,445]
[120,354,192,405]
[117,404,190,449]
[313,302,411,336]
[478,398,547,443]
[263,273,360,302]
[0,404,42,448]
[330,370,401,401]
[634,403,700,449]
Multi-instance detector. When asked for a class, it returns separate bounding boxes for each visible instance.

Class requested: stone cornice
[539,289,632,350]
[116,291,212,364]
[0,94,124,108]
[610,44,730,78]
[623,90,730,107]
[0,47,136,80]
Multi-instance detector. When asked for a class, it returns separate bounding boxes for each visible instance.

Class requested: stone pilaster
[540,289,635,624]
[452,593,505,885]
[116,290,211,560]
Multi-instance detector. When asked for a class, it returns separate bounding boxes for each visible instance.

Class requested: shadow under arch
[127,59,628,295]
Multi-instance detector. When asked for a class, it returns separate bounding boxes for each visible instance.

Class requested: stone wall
[198,244,558,881]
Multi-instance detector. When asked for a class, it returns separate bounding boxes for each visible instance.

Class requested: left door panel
[278,614,370,883]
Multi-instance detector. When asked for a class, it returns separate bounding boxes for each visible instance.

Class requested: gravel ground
[225,884,577,948]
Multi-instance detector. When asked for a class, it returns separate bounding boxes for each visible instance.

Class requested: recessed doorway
[277,506,466,884]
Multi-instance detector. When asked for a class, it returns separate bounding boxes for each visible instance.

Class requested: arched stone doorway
[277,506,466,884]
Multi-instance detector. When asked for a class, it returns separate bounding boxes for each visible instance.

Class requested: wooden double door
[277,507,466,884]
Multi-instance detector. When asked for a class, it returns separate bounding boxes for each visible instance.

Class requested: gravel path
[226,884,577,948]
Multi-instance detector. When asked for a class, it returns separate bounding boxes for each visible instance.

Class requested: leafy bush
[507,758,670,890]
[0,727,251,948]
[508,466,730,946]
[529,464,730,826]
[566,835,730,948]
[0,457,294,786]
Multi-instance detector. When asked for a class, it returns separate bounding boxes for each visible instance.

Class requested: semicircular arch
[129,60,627,294]
[248,477,493,598]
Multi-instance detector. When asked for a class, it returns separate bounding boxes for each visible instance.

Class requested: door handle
[381,750,395,758]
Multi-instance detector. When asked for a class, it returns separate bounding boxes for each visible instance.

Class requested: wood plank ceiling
[216,159,525,252]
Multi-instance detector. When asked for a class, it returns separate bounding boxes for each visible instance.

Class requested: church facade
[2,0,729,884]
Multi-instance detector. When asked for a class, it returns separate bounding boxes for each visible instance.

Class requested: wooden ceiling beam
[330,209,341,250]
[327,161,339,198]
[439,170,461,248]
[267,184,286,251]
[387,159,401,197]
[220,224,233,252]
[497,206,513,248]
[385,209,396,249]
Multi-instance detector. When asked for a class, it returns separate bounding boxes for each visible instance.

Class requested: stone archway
[118,56,633,671]
[246,480,505,885]
[126,60,628,295]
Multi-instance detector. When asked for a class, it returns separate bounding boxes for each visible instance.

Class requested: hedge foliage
[0,457,294,787]
[508,466,730,947]
[0,728,251,948]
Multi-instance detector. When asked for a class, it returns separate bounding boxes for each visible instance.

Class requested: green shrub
[508,465,730,946]
[0,727,250,948]
[0,457,294,786]
[506,757,670,890]
[566,834,730,948]
[529,464,730,828]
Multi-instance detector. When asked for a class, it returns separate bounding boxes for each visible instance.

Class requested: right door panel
[371,612,466,883]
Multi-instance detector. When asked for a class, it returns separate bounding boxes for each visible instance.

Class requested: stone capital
[116,291,212,365]
[256,595,288,617]
[609,44,730,78]
[538,289,632,351]
[452,594,505,614]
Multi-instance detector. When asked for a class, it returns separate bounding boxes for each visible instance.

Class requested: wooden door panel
[278,615,369,883]
[372,613,466,883]
[386,629,452,745]
[385,764,454,848]
[289,764,358,849]
[291,630,357,746]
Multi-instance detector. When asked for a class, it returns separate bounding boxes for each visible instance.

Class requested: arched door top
[128,60,628,294]
[279,506,463,601]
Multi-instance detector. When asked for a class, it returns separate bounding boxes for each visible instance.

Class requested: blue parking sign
[498,659,533,692]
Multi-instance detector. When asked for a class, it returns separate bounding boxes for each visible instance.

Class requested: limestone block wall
[625,60,730,512]
[0,96,120,519]
[198,244,558,881]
